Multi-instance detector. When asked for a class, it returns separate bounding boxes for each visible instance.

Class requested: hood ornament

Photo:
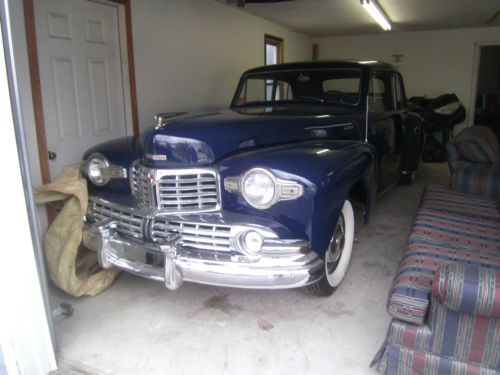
[154,112,187,129]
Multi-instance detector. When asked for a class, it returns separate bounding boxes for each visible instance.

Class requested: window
[322,76,361,105]
[369,72,395,112]
[265,34,283,66]
[235,69,361,106]
[265,35,284,100]
[238,78,291,104]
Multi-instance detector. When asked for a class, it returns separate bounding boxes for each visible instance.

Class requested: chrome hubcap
[326,214,345,275]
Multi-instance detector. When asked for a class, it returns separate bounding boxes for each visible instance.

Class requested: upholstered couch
[446,125,500,200]
[372,185,500,374]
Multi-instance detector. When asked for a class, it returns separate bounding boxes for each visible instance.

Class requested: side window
[393,74,406,110]
[369,72,395,112]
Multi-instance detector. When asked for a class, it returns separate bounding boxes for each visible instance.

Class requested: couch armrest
[432,263,500,318]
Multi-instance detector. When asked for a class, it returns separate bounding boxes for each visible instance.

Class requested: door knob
[48,151,57,160]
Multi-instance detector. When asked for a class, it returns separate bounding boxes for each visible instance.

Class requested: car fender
[217,140,376,257]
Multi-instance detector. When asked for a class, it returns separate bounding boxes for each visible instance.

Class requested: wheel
[305,200,355,297]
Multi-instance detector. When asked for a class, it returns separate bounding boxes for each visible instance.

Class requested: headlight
[241,168,277,209]
[84,153,110,186]
[82,153,127,186]
[236,230,264,256]
[225,167,304,209]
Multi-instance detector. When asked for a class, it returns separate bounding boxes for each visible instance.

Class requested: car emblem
[145,153,167,161]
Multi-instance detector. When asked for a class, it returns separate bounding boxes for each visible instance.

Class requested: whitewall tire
[306,200,355,297]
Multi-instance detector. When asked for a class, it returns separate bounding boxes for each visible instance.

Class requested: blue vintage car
[82,60,422,296]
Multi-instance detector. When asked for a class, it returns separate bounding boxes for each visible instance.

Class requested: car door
[367,71,403,192]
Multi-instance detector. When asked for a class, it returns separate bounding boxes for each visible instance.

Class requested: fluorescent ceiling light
[361,0,392,31]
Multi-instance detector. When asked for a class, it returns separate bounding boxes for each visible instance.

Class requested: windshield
[234,69,362,107]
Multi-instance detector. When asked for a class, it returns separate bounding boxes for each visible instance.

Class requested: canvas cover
[34,167,120,297]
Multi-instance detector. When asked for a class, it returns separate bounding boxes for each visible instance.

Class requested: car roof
[243,60,396,75]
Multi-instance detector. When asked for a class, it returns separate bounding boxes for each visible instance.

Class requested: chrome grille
[130,161,220,213]
[157,171,219,212]
[151,217,232,252]
[131,162,154,208]
[91,201,144,239]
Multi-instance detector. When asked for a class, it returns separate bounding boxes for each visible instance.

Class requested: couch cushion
[424,184,498,209]
[409,208,500,252]
[456,140,494,164]
[433,264,500,318]
[451,166,500,201]
[453,126,500,165]
[422,185,500,220]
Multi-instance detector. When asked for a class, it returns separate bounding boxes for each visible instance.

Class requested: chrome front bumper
[83,219,324,290]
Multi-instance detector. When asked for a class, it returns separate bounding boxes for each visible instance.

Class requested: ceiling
[216,0,500,37]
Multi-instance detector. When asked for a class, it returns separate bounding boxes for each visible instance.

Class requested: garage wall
[131,0,312,131]
[315,27,500,129]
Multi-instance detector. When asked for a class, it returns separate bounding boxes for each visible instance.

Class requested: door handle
[48,150,57,161]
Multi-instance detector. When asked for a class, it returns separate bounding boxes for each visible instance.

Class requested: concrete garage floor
[51,163,450,375]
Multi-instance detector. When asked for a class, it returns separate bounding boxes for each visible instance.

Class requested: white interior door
[35,0,131,179]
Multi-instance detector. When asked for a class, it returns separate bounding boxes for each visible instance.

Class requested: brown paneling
[23,0,139,187]
[111,0,139,136]
[23,0,50,184]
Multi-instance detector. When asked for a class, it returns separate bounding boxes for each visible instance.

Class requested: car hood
[141,106,362,167]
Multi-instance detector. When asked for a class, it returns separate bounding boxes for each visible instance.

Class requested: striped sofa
[446,126,500,200]
[372,185,500,374]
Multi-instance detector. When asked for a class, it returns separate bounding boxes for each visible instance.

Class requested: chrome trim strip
[130,160,156,208]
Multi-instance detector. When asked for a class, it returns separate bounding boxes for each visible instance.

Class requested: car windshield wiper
[294,96,325,103]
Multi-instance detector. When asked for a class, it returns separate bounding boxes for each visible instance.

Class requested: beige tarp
[34,167,120,297]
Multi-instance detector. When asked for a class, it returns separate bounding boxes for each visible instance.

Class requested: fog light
[241,230,263,255]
